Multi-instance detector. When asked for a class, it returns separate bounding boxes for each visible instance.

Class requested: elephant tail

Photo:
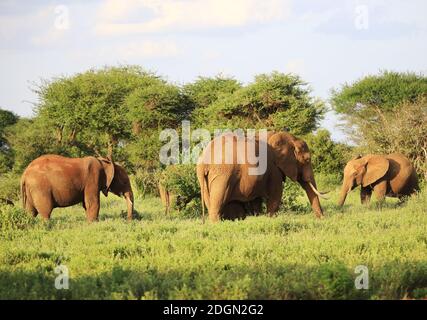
[21,177,27,210]
[197,165,209,223]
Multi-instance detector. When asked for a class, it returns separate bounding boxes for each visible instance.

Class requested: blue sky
[1,0,426,141]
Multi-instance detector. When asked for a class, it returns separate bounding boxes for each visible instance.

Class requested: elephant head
[267,132,327,217]
[338,155,389,206]
[98,157,134,220]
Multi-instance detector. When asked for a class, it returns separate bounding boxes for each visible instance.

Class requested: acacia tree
[184,76,241,109]
[35,66,165,159]
[331,71,427,142]
[195,71,325,135]
[331,71,427,178]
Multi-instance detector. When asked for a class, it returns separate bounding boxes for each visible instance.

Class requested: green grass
[0,185,427,300]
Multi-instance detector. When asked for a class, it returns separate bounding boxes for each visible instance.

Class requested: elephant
[221,198,264,220]
[21,154,134,221]
[338,153,419,206]
[221,201,247,220]
[197,131,327,222]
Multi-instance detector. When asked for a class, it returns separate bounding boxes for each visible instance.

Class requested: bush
[159,164,200,217]
[133,169,159,197]
[0,205,36,235]
[281,181,306,213]
[304,129,352,175]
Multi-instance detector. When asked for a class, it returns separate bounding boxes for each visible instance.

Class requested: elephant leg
[84,192,100,222]
[207,174,234,223]
[360,187,372,205]
[24,193,38,217]
[266,179,283,217]
[34,199,53,220]
[30,191,53,220]
[373,181,387,208]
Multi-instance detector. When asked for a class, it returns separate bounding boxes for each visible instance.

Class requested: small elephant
[21,154,134,221]
[338,153,419,206]
[222,201,247,220]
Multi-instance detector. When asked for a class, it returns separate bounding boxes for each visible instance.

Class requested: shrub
[159,164,200,217]
[281,181,307,213]
[0,205,36,234]
[304,129,352,175]
[133,168,159,197]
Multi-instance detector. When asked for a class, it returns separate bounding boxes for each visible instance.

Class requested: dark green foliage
[0,108,19,173]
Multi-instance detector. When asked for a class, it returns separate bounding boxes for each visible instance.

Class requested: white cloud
[95,0,291,35]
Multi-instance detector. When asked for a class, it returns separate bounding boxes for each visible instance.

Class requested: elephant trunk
[338,182,351,207]
[124,191,134,220]
[300,178,324,218]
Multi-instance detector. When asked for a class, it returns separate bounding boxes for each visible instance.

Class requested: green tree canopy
[331,71,427,117]
[33,66,190,161]
[195,72,325,135]
[0,108,19,173]
[184,75,241,110]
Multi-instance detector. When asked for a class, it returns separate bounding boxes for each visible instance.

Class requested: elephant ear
[99,156,115,196]
[268,132,298,182]
[362,156,389,187]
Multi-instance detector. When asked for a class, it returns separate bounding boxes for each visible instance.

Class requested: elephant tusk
[309,182,329,199]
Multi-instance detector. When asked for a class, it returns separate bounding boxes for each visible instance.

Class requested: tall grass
[0,184,426,300]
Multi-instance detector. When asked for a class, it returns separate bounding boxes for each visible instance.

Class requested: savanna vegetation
[0,67,426,299]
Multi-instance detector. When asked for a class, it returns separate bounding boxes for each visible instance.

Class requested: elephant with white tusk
[338,153,419,207]
[197,131,327,222]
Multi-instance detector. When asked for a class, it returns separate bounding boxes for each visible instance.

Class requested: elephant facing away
[197,131,327,222]
[21,155,134,221]
[338,153,419,206]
